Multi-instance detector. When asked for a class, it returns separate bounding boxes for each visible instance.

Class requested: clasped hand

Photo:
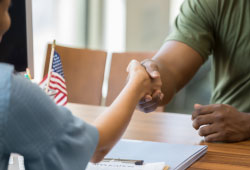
[133,59,250,143]
[134,59,164,113]
[127,60,163,102]
[192,104,250,142]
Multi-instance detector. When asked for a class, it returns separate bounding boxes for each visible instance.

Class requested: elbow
[91,156,103,164]
[91,148,109,163]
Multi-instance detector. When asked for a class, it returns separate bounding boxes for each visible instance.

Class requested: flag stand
[45,40,56,93]
[39,40,67,106]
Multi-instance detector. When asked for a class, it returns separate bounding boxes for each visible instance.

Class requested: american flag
[39,51,67,106]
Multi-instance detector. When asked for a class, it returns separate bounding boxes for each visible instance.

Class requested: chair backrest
[106,51,156,106]
[44,44,107,105]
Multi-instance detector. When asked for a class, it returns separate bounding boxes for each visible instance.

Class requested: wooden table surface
[67,103,250,170]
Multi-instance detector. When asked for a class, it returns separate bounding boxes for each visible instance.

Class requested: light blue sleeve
[0,64,13,170]
[4,74,99,170]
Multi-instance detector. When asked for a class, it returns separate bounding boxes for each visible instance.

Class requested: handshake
[127,59,164,113]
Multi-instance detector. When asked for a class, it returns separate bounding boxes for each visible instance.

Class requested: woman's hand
[126,60,162,101]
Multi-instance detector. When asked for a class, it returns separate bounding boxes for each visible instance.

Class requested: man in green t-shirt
[139,0,250,142]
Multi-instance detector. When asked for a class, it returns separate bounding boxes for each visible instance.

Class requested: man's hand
[138,59,163,113]
[192,104,250,142]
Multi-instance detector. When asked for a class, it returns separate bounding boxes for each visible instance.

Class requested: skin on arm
[91,60,157,163]
[138,41,204,112]
[141,41,250,143]
[0,2,157,163]
[0,0,11,42]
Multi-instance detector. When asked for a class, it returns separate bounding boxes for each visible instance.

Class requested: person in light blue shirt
[0,63,99,169]
[0,0,162,169]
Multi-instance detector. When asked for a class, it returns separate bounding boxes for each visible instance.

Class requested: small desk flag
[39,51,68,106]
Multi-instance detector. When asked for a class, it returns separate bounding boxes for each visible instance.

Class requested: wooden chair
[105,52,165,112]
[44,44,107,105]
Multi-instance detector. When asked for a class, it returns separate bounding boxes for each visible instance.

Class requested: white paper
[105,139,207,170]
[18,156,25,170]
[86,161,165,170]
[8,155,14,165]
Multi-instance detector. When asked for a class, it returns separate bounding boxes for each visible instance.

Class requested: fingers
[198,124,217,137]
[138,91,162,113]
[192,114,214,129]
[129,59,163,113]
[192,104,216,120]
[140,59,162,93]
[196,124,222,142]
[144,94,152,102]
[141,59,160,78]
[204,133,222,142]
[139,90,162,105]
[127,59,140,72]
[193,116,224,142]
[139,99,160,113]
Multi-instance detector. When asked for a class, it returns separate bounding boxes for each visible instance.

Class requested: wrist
[126,79,146,99]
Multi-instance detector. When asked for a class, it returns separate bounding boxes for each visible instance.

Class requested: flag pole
[45,40,56,93]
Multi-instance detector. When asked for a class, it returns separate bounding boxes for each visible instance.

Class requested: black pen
[103,158,144,165]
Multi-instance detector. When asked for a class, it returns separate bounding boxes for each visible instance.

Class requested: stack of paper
[94,139,207,170]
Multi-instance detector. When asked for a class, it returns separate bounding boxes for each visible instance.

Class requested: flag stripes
[39,51,67,106]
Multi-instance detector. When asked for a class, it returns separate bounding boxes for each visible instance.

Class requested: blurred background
[32,0,211,114]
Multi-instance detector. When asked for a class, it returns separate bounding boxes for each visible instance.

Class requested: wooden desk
[67,103,250,170]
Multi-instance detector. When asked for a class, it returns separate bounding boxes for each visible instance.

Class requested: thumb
[141,59,160,79]
[194,103,203,109]
[148,70,160,78]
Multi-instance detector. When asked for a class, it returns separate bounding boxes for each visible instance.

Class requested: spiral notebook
[86,139,207,170]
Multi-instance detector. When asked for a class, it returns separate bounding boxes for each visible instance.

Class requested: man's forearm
[152,41,204,105]
[154,58,178,105]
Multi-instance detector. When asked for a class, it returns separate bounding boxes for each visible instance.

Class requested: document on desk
[87,161,167,170]
[87,139,207,170]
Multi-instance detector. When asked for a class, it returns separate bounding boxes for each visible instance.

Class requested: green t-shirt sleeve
[166,0,217,61]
